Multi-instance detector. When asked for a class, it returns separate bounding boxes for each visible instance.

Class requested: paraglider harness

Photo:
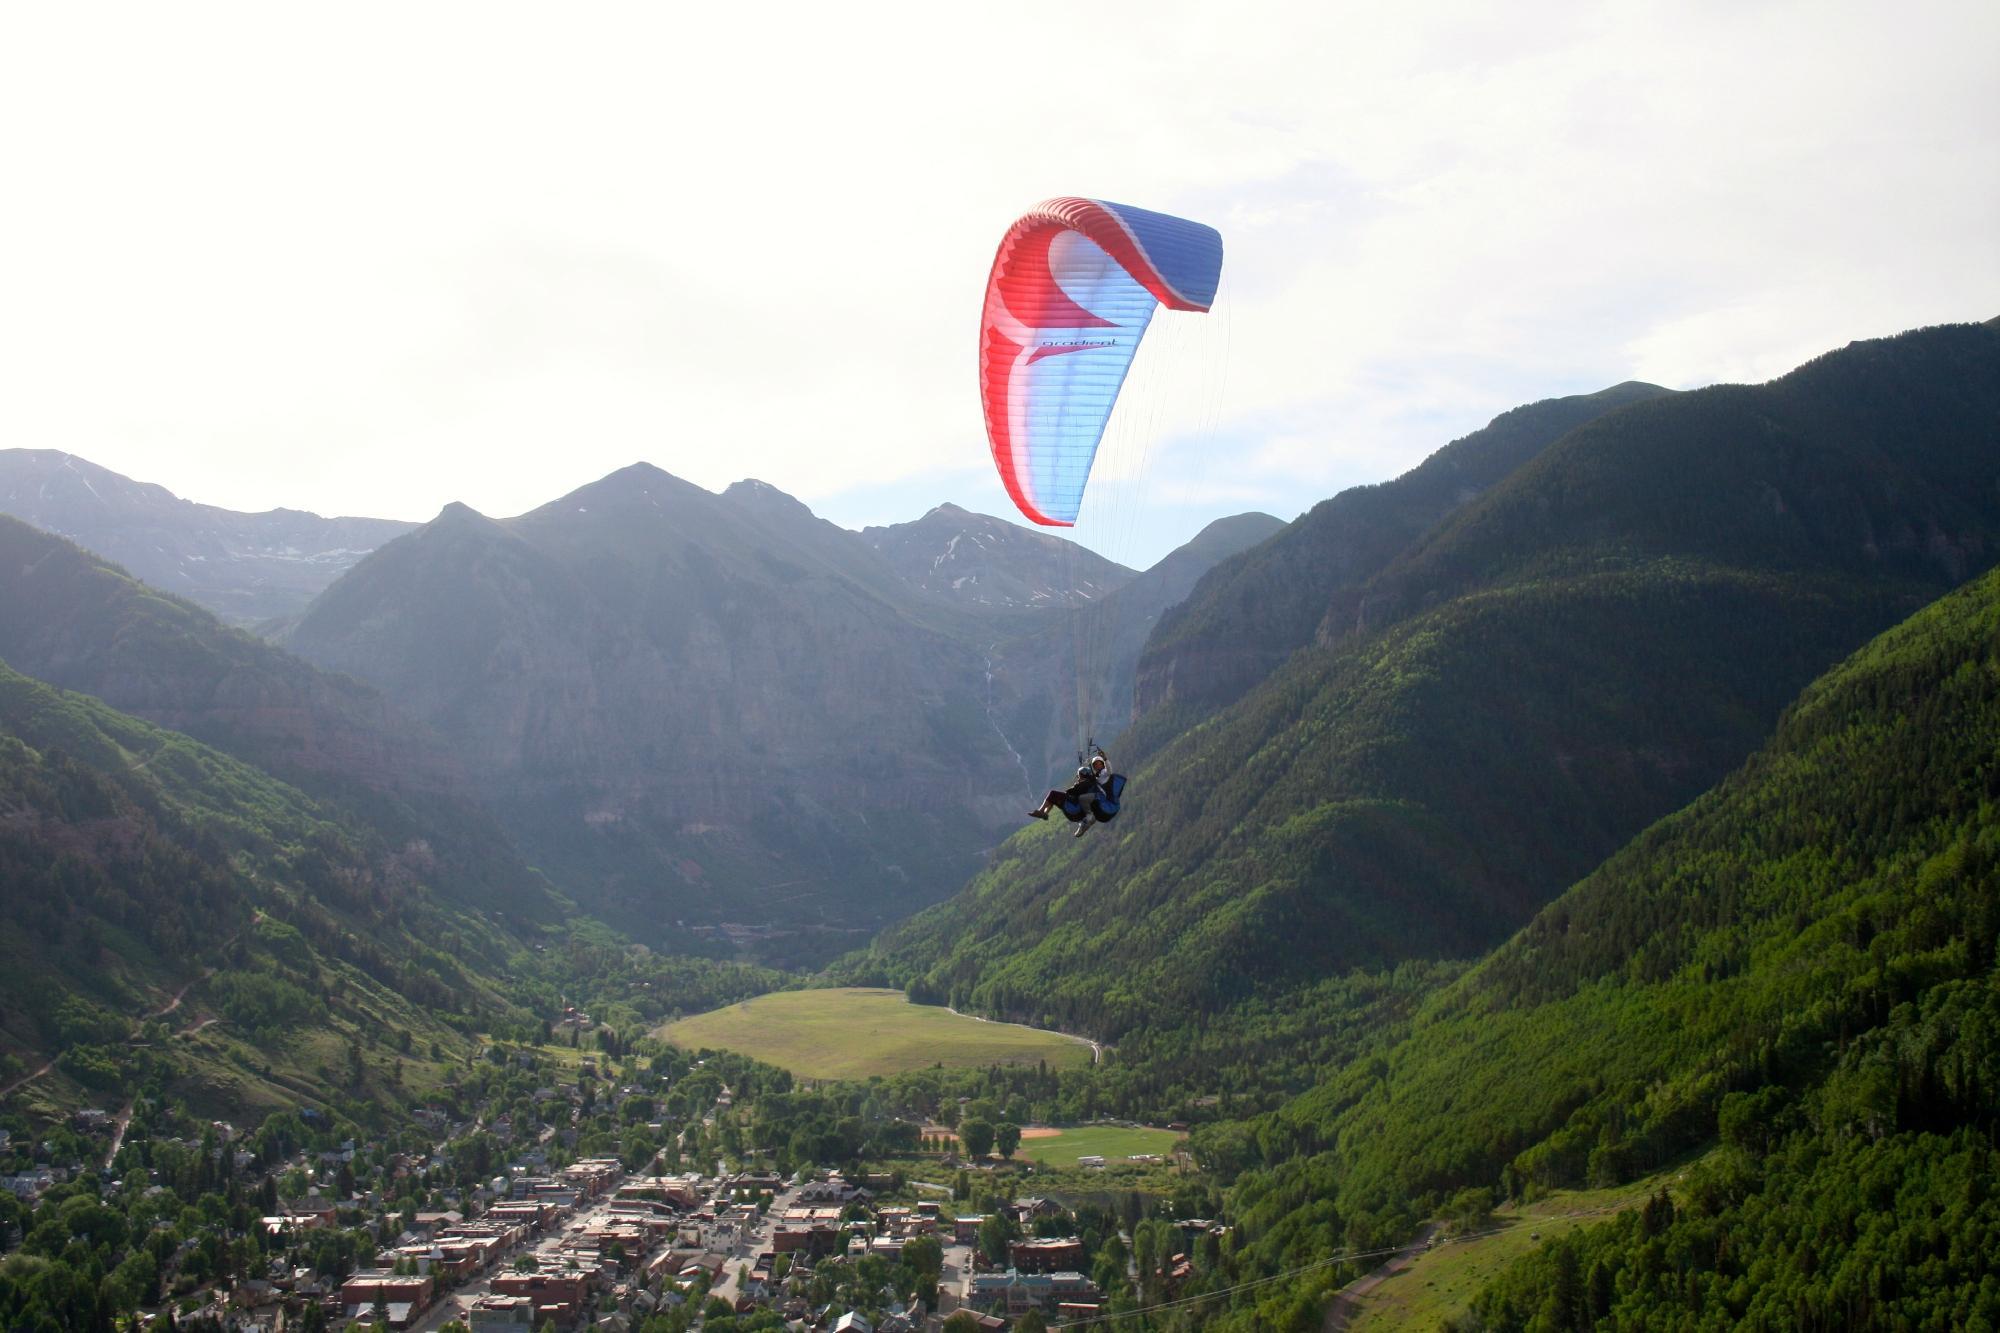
[1058,743,1126,824]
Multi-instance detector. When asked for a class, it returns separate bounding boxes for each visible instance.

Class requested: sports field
[656,987,1093,1081]
[1010,1123,1185,1167]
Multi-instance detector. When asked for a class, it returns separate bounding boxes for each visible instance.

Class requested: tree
[1133,1222,1159,1295]
[1093,1233,1130,1300]
[961,1119,995,1159]
[995,1122,1022,1160]
[978,1211,1019,1266]
[1444,1186,1494,1236]
[901,1233,943,1280]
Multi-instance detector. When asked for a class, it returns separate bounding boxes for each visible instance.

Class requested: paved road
[940,1232,979,1307]
[712,1179,802,1308]
[102,1103,134,1169]
[945,1005,1103,1064]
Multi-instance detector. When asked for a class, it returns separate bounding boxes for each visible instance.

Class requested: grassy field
[1343,1165,1690,1331]
[655,988,1094,1081]
[1010,1124,1185,1168]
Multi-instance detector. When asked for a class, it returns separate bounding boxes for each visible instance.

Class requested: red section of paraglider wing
[993,222,1120,330]
[1027,344,1097,365]
[976,332,1072,524]
[980,212,1120,527]
[979,322,1065,527]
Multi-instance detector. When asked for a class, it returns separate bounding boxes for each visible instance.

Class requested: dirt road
[1323,1226,1436,1331]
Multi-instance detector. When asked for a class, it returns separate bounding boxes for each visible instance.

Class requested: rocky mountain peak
[432,499,491,525]
[548,461,703,510]
[862,504,1135,609]
[723,478,820,521]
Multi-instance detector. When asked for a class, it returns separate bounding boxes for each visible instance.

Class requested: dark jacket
[1063,772,1103,802]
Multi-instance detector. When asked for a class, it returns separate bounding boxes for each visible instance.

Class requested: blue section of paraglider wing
[1097,201,1224,309]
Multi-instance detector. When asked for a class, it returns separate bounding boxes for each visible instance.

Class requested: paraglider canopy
[978,198,1224,526]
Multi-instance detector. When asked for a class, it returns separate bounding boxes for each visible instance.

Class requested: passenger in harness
[1028,750,1123,837]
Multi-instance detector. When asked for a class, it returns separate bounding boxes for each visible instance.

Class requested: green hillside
[0,658,529,1122]
[859,323,2000,1053]
[1135,379,1670,728]
[1199,561,2000,1329]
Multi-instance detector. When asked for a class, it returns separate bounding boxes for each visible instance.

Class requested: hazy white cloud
[1,0,1993,564]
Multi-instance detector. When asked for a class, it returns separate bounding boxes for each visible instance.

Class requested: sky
[2,2,1995,568]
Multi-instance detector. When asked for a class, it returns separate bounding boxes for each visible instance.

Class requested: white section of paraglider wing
[1001,345,1044,519]
[1025,321,1154,524]
[1046,229,1123,313]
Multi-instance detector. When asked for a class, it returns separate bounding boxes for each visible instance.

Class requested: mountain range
[276,469,1277,962]
[0,451,1278,966]
[0,449,416,626]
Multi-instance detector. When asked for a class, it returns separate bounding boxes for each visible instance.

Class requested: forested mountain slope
[1203,554,2000,1331]
[1133,380,1669,728]
[0,660,529,1122]
[988,511,1288,783]
[0,517,562,922]
[862,323,2000,1039]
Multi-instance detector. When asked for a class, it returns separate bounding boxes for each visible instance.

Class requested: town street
[411,1182,631,1333]
[710,1176,802,1308]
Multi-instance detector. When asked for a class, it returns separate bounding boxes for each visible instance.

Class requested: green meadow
[656,987,1092,1080]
